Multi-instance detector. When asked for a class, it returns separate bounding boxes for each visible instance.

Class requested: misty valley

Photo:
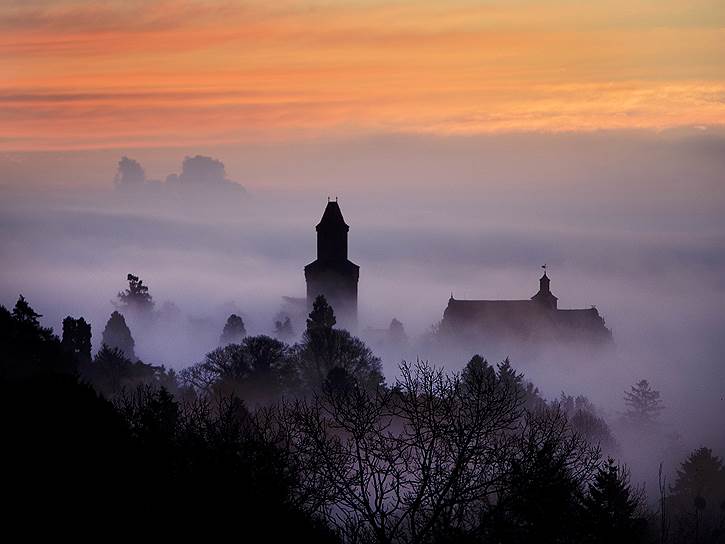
[2,162,724,541]
[3,0,725,539]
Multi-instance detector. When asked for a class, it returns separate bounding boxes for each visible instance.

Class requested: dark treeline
[1,281,724,541]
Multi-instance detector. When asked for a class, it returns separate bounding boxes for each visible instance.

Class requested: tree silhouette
[1,296,76,381]
[307,294,336,331]
[274,314,294,341]
[487,409,597,543]
[12,294,42,326]
[296,295,383,392]
[116,273,154,314]
[220,313,246,346]
[280,359,600,543]
[387,317,408,346]
[582,458,645,542]
[84,345,175,397]
[3,363,335,541]
[558,393,619,454]
[102,311,136,361]
[62,316,92,366]
[670,447,725,543]
[181,335,294,403]
[624,379,664,426]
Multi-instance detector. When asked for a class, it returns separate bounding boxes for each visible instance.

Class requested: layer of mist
[1,129,724,493]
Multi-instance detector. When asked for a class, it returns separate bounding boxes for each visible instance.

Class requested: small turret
[531,267,558,310]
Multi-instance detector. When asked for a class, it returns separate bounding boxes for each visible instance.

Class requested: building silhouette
[441,271,612,345]
[299,201,609,345]
[305,200,359,329]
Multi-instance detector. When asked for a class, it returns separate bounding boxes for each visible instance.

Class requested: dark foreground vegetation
[1,288,723,542]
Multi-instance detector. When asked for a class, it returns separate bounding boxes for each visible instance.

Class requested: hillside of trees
[1,281,723,542]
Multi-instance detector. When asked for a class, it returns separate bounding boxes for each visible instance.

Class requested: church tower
[304,200,359,329]
[531,270,558,310]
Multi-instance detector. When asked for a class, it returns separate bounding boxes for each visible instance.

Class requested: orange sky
[2,0,725,151]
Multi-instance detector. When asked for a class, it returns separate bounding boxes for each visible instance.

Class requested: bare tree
[277,359,599,543]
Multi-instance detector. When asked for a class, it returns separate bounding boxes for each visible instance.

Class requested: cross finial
[542,263,547,271]
[327,196,330,202]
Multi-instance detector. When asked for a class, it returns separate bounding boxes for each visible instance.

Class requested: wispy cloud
[2,0,724,150]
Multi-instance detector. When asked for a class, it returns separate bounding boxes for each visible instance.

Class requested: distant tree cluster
[181,295,384,403]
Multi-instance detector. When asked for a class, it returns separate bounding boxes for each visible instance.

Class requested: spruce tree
[12,294,42,326]
[583,458,642,542]
[117,273,154,314]
[101,311,136,361]
[306,295,336,332]
[220,314,246,346]
[624,379,664,425]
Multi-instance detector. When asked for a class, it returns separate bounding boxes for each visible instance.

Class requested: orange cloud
[2,0,724,150]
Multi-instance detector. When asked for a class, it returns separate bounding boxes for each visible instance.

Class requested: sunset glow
[2,0,724,150]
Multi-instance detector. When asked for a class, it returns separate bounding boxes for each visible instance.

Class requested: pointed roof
[316,200,349,230]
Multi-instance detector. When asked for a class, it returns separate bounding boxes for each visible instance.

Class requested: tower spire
[532,264,557,309]
[305,199,359,330]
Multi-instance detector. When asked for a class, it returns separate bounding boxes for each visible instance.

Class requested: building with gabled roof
[441,271,612,345]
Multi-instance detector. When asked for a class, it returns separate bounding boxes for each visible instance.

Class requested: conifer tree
[117,273,154,314]
[101,311,136,361]
[220,314,246,346]
[12,294,42,326]
[624,379,664,425]
[306,295,336,332]
[273,315,294,341]
[583,458,642,542]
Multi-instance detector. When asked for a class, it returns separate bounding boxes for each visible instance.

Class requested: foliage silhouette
[0,303,337,538]
[296,294,384,392]
[624,379,664,426]
[84,344,176,398]
[102,310,136,360]
[182,335,295,403]
[220,313,246,345]
[61,315,92,365]
[387,317,408,347]
[582,458,646,543]
[669,447,725,543]
[9,293,722,542]
[274,314,294,341]
[116,273,154,314]
[277,358,603,543]
[0,295,76,381]
[557,393,619,455]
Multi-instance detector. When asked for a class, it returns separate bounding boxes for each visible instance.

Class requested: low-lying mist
[1,129,724,491]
